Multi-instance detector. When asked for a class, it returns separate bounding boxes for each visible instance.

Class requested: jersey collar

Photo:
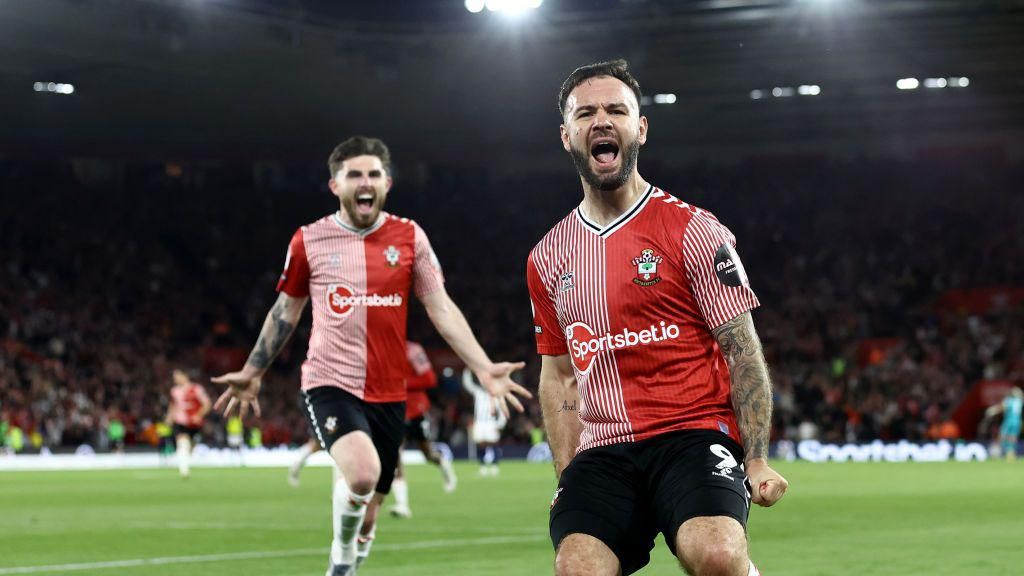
[575,184,654,238]
[332,211,386,237]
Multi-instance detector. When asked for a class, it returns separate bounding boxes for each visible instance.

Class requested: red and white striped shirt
[527,185,758,453]
[277,212,444,403]
[170,383,209,427]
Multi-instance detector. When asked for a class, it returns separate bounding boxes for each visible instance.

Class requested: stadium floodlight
[750,89,764,100]
[772,87,795,98]
[465,0,485,13]
[35,82,75,95]
[652,93,677,104]
[482,0,542,13]
[896,78,919,90]
[923,77,948,89]
[949,77,969,88]
[798,84,821,96]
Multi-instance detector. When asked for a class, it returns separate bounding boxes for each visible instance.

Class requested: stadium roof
[1,0,1022,161]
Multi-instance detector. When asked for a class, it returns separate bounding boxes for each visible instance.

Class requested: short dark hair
[328,136,392,178]
[557,59,642,118]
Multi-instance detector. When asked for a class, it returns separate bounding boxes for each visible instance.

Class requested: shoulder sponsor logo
[384,245,400,267]
[713,243,749,287]
[631,248,663,286]
[326,283,404,317]
[566,320,681,374]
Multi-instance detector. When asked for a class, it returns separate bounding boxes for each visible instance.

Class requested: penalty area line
[0,534,546,574]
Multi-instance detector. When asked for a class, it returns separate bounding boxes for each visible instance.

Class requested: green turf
[1,461,1022,575]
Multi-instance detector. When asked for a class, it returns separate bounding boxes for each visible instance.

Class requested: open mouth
[590,139,620,166]
[355,192,375,214]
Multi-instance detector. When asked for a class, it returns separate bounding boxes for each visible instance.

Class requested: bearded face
[561,76,647,193]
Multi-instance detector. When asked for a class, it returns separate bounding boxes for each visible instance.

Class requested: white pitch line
[0,534,547,574]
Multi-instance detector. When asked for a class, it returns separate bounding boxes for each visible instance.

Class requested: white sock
[748,560,760,576]
[392,478,409,510]
[355,527,375,569]
[332,477,372,565]
[291,443,315,474]
[176,436,191,477]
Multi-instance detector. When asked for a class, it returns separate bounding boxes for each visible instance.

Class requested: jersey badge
[632,248,663,287]
[384,245,400,267]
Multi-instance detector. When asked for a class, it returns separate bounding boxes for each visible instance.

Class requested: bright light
[482,0,542,13]
[896,78,919,90]
[949,76,970,88]
[798,84,821,96]
[653,93,677,105]
[772,87,795,98]
[750,89,764,100]
[924,77,948,89]
[465,0,485,13]
[35,81,74,95]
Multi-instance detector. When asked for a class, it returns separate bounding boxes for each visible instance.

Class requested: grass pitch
[1,461,1022,575]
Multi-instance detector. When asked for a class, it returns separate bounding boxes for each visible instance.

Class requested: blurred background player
[463,367,507,477]
[212,136,531,576]
[389,340,457,519]
[984,387,1023,461]
[226,415,245,466]
[164,368,211,479]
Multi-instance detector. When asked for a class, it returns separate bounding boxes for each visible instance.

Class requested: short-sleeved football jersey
[278,212,444,403]
[527,185,758,453]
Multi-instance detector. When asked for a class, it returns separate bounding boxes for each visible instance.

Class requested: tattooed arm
[212,293,308,417]
[713,311,789,506]
[539,354,583,478]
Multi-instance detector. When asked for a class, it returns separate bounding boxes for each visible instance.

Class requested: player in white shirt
[463,368,507,476]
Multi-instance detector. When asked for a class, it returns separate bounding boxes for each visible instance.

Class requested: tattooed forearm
[539,355,583,478]
[246,294,302,371]
[714,311,773,462]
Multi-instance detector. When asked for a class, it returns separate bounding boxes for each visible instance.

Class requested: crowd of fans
[1,153,1021,453]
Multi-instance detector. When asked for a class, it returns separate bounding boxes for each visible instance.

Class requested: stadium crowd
[1,154,1021,452]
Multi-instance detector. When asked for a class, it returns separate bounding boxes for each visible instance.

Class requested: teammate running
[164,368,211,479]
[389,340,457,518]
[213,136,530,576]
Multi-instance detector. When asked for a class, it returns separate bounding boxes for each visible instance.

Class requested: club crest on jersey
[632,248,663,286]
[384,245,400,267]
[324,416,338,433]
[559,271,575,293]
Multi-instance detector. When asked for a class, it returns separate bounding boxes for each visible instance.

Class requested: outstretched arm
[419,288,532,417]
[714,311,788,506]
[212,292,308,417]
[539,354,582,478]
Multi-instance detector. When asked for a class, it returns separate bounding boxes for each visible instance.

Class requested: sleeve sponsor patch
[713,243,749,287]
